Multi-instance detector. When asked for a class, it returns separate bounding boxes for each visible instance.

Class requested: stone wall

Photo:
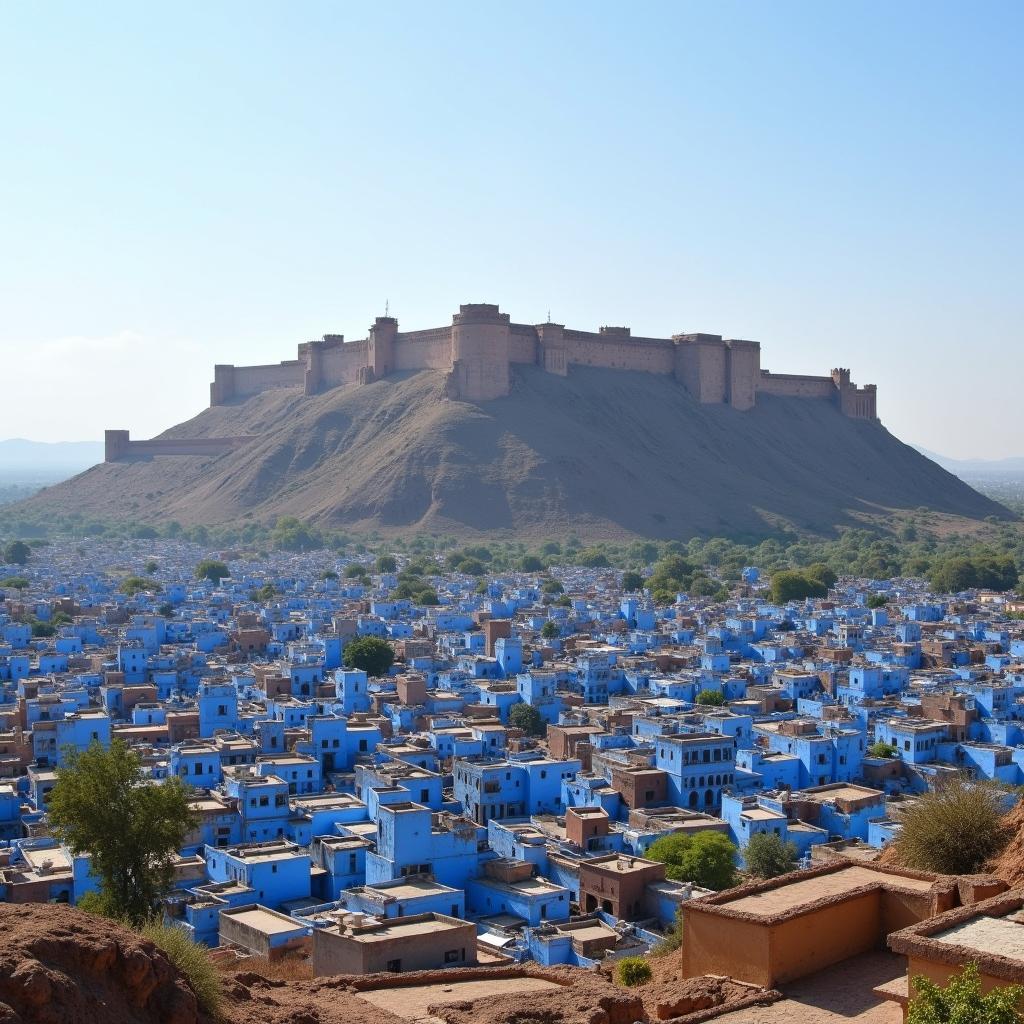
[104,430,254,462]
[204,302,878,419]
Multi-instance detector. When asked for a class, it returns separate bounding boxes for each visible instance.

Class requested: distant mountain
[913,446,1024,477]
[0,439,104,482]
[14,366,1012,538]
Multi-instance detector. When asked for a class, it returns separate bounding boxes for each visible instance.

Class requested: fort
[104,302,877,462]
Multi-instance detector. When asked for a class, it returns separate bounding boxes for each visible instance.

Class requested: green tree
[542,578,564,595]
[866,593,889,608]
[577,547,611,568]
[375,554,397,573]
[342,635,395,677]
[0,575,29,592]
[805,562,838,589]
[770,570,828,603]
[271,516,322,552]
[48,739,195,925]
[144,559,159,574]
[541,620,561,640]
[195,559,230,583]
[867,741,898,758]
[120,576,161,597]
[31,620,57,637]
[646,831,738,890]
[744,832,798,879]
[907,962,1023,1024]
[519,554,545,572]
[250,583,277,602]
[695,689,726,707]
[3,540,31,566]
[621,571,644,592]
[509,702,545,736]
[892,779,1008,875]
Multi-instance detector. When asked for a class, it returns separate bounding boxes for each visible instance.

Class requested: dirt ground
[356,976,565,1021]
[711,951,905,1024]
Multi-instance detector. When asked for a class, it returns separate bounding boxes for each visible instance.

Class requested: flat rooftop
[722,866,934,918]
[225,907,304,935]
[934,916,1024,961]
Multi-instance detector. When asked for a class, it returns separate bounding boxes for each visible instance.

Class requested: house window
[444,950,460,963]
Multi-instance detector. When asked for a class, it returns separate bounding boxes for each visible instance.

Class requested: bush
[140,923,222,1018]
[892,779,1008,875]
[907,962,1023,1024]
[646,830,738,890]
[375,554,397,573]
[866,593,888,609]
[615,956,651,987]
[745,832,798,879]
[621,570,644,592]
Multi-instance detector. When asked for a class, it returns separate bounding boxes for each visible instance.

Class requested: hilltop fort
[105,303,876,463]
[23,300,1002,538]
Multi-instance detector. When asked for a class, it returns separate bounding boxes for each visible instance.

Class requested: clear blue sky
[2,1,1021,457]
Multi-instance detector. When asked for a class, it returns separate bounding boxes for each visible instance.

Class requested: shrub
[770,571,828,603]
[141,923,222,1018]
[866,593,888,609]
[892,779,1008,875]
[540,620,560,640]
[615,956,652,987]
[195,559,230,583]
[621,571,644,592]
[907,962,1023,1024]
[745,832,798,879]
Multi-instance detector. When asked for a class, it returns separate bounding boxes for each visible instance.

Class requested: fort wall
[203,301,878,421]
[105,430,254,462]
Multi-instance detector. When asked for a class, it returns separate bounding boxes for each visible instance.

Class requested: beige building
[313,911,478,977]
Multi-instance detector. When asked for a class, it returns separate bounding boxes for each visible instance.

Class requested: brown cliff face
[20,365,1009,538]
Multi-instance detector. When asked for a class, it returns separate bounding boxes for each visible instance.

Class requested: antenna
[547,309,551,323]
[385,299,390,317]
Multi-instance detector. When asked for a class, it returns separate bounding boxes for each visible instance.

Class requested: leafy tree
[866,593,889,608]
[540,620,561,640]
[867,741,898,758]
[695,689,726,707]
[318,569,339,580]
[31,620,57,637]
[120,576,161,597]
[342,636,395,677]
[621,570,644,592]
[3,540,31,565]
[646,831,738,890]
[344,562,367,578]
[144,559,159,574]
[542,578,564,595]
[518,554,545,572]
[907,962,1023,1024]
[805,562,838,589]
[0,575,29,592]
[157,602,175,618]
[892,779,1008,875]
[375,554,397,573]
[770,570,828,603]
[195,559,230,583]
[577,547,611,568]
[270,516,322,552]
[744,832,798,879]
[509,702,545,736]
[250,583,277,602]
[48,739,195,925]
[930,554,1018,594]
[647,554,697,602]
[615,957,651,987]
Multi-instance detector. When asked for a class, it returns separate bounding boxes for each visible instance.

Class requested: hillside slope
[20,366,1009,538]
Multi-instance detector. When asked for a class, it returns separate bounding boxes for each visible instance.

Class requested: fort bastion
[106,302,876,461]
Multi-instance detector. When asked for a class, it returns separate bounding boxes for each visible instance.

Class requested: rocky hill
[20,365,1009,538]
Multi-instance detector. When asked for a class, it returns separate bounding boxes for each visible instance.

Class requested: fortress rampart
[207,302,878,420]
[108,303,877,462]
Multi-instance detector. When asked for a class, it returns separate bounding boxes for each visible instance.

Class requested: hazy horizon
[2,2,1021,457]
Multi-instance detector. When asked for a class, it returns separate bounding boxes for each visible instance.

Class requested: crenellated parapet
[205,302,878,420]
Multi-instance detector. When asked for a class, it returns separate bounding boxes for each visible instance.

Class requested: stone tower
[449,303,511,401]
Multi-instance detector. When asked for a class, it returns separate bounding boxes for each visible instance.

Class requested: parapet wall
[105,430,255,463]
[205,302,878,419]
